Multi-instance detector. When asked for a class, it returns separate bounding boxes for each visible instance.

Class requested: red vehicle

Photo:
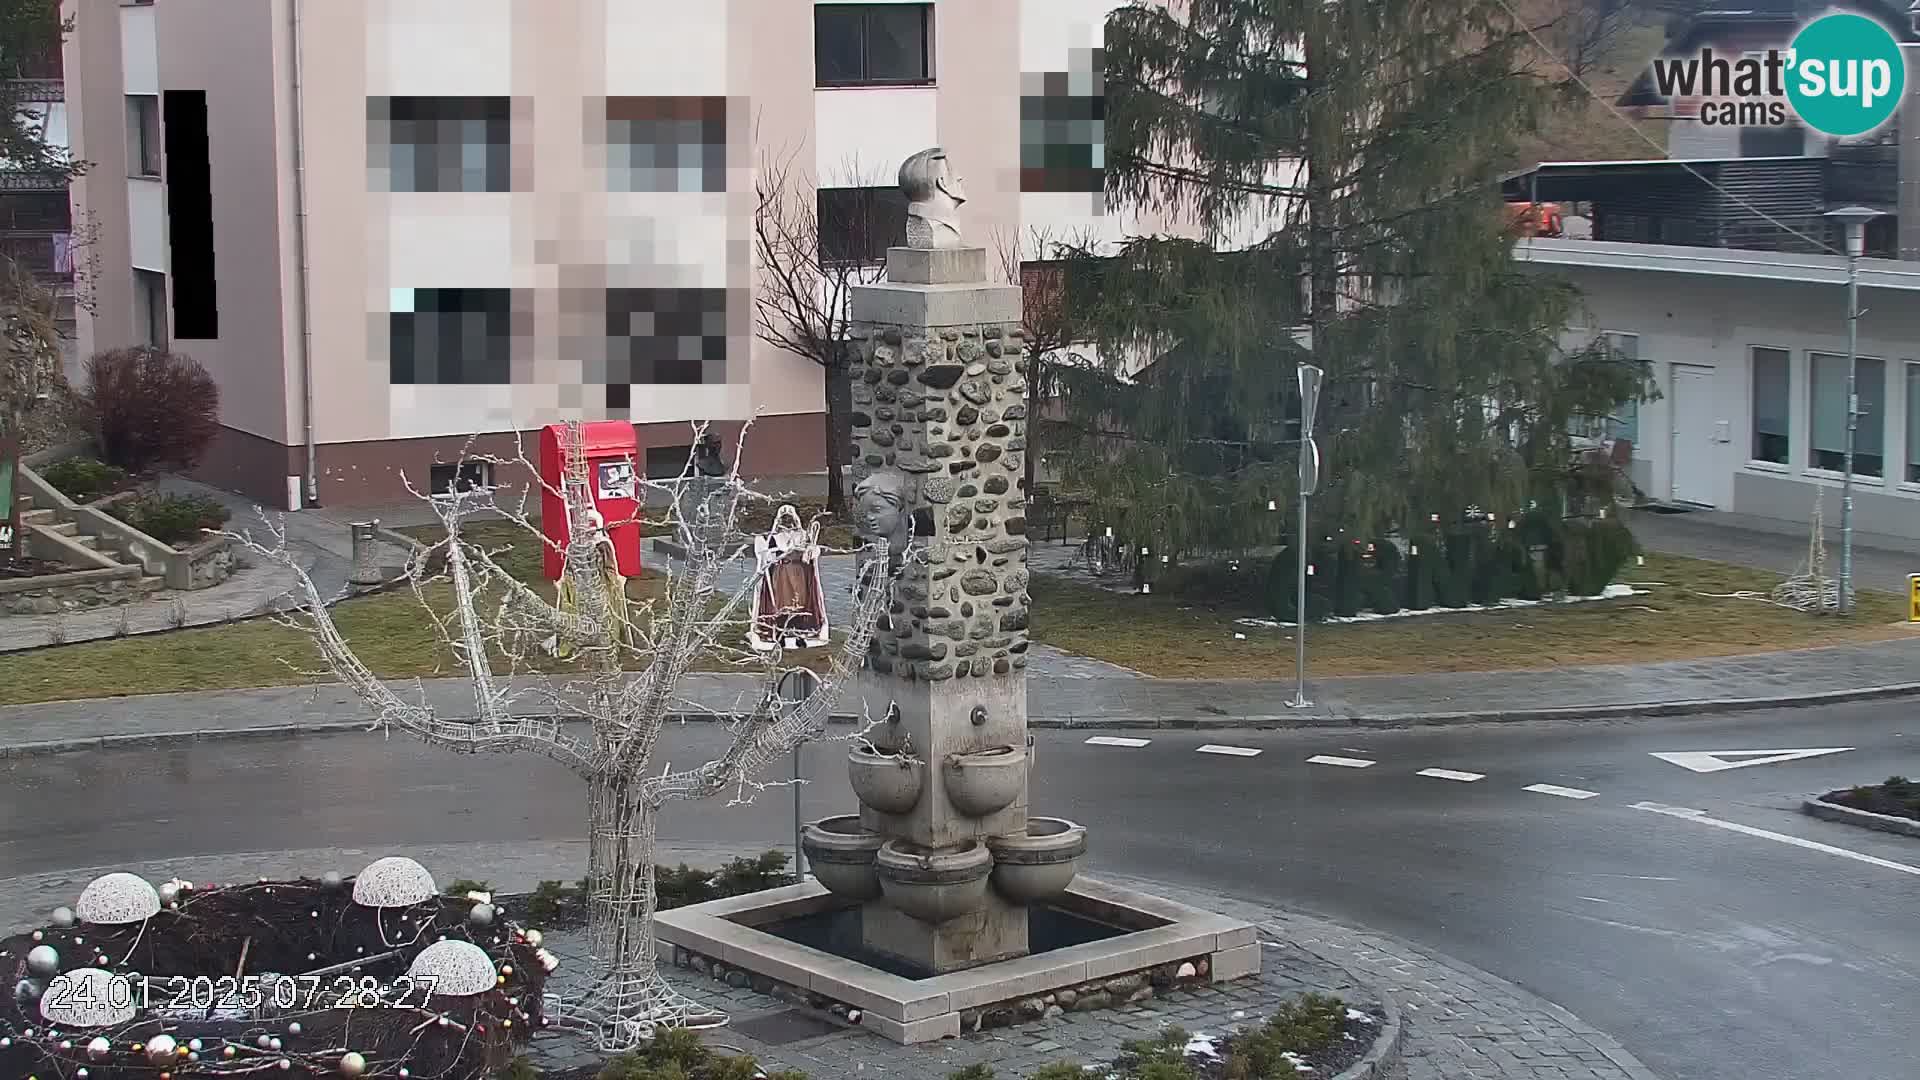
[1507,201,1564,238]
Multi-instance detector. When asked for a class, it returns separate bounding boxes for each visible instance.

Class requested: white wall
[814,87,936,182]
[126,177,167,272]
[366,0,513,97]
[1537,263,1920,530]
[605,1,732,97]
[119,2,157,95]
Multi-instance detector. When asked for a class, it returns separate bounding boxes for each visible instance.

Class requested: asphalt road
[4,703,1918,1080]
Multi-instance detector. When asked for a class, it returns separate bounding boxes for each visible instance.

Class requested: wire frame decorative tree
[234,420,899,1050]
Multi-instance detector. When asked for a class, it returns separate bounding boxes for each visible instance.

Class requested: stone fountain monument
[655,149,1260,1044]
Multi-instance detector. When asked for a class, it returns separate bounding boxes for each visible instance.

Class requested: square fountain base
[654,877,1261,1044]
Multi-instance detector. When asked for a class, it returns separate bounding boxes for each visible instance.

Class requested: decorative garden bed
[1803,777,1920,838]
[1,860,555,1080]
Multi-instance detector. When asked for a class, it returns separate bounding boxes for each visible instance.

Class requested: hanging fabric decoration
[750,504,829,651]
[553,508,631,658]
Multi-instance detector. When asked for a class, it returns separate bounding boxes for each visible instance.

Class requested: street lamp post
[775,667,822,878]
[1289,364,1325,709]
[1822,206,1883,616]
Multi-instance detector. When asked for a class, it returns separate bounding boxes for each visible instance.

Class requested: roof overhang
[1513,236,1920,291]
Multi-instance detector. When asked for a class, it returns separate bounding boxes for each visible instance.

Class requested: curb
[1801,795,1920,839]
[6,682,1920,759]
[1328,961,1406,1080]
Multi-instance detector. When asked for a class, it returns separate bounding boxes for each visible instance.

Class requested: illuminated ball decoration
[41,970,136,1027]
[467,903,495,928]
[351,857,437,908]
[321,871,344,890]
[75,873,162,925]
[340,1052,367,1076]
[49,907,75,929]
[522,929,543,948]
[145,1035,179,1065]
[25,945,60,977]
[87,1037,111,1061]
[405,940,496,996]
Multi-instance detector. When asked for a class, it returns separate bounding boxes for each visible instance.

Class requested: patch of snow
[1282,1050,1315,1073]
[1236,584,1645,629]
[1184,1034,1221,1059]
[1346,1007,1375,1024]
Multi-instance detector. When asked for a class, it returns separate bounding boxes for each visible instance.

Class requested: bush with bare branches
[84,346,221,473]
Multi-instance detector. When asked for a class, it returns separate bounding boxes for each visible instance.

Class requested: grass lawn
[1,535,1911,704]
[1027,552,1918,679]
[0,521,838,706]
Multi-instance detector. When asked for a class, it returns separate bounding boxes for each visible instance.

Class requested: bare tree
[752,144,892,513]
[236,420,900,1049]
[991,225,1098,496]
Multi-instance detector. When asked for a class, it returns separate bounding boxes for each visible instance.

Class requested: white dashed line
[1084,736,1151,748]
[1307,755,1376,768]
[1417,768,1486,782]
[1197,744,1263,757]
[1525,783,1600,800]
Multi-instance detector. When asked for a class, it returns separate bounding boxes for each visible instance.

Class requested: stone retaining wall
[0,566,154,615]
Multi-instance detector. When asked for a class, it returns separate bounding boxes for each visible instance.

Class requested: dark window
[816,186,907,265]
[1750,346,1789,463]
[605,288,729,385]
[163,90,217,339]
[645,444,693,479]
[429,460,493,495]
[1739,124,1803,157]
[126,95,161,177]
[372,97,511,193]
[390,288,514,384]
[133,269,167,350]
[1020,61,1105,193]
[814,4,932,86]
[606,97,726,193]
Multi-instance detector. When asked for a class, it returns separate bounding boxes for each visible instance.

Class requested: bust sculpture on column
[900,147,967,250]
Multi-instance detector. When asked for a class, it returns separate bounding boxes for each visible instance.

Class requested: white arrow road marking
[1084,736,1151,748]
[1417,768,1486,782]
[1197,744,1262,757]
[1525,783,1600,799]
[1649,748,1853,773]
[1632,802,1920,877]
[1307,755,1375,768]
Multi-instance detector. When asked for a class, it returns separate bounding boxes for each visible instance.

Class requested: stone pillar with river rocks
[812,194,1085,976]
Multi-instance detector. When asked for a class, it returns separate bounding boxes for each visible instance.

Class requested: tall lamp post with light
[1288,363,1325,708]
[1822,206,1883,616]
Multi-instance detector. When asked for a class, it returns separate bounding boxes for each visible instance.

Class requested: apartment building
[61,0,1145,508]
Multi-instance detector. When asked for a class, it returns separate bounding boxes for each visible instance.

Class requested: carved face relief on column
[854,469,913,563]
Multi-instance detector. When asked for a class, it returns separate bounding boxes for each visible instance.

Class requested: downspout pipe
[288,0,317,507]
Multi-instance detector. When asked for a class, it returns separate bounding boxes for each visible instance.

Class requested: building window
[605,288,729,386]
[816,186,907,265]
[1750,346,1790,463]
[1808,351,1884,477]
[132,269,166,350]
[606,97,726,193]
[645,444,693,479]
[390,288,514,384]
[814,4,932,87]
[1906,363,1920,484]
[1603,332,1639,443]
[429,460,493,495]
[1020,58,1105,193]
[126,94,160,177]
[371,97,511,193]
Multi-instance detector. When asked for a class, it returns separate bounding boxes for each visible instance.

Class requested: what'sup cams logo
[1648,12,1908,137]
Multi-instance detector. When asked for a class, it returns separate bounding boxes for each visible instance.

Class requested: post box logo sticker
[596,460,636,502]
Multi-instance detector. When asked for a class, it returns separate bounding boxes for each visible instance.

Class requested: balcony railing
[8,78,62,103]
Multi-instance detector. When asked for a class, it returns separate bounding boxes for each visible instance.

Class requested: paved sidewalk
[1625,507,1919,595]
[2,636,1915,753]
[0,846,1662,1080]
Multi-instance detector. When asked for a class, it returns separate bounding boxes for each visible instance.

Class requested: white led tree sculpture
[236,421,898,1049]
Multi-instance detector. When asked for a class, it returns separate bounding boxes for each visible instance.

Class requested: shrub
[524,879,570,922]
[444,878,491,896]
[1561,517,1635,597]
[1266,546,1329,623]
[1159,557,1269,611]
[39,456,128,503]
[110,493,230,546]
[84,346,221,473]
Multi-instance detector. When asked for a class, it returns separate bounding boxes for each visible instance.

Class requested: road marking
[1084,736,1151,748]
[1524,783,1599,800]
[1632,802,1920,877]
[1308,755,1376,768]
[1649,747,1853,773]
[1197,744,1262,757]
[1578,896,1612,904]
[1417,768,1486,782]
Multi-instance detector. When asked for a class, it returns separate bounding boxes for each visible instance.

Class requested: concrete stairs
[16,492,165,589]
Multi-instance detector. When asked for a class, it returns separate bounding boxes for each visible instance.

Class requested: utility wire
[1495,0,1847,256]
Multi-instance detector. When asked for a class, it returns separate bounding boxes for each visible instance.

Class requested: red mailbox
[539,422,644,581]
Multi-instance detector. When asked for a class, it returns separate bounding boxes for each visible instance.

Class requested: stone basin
[802,815,885,901]
[942,743,1028,818]
[987,816,1088,903]
[849,744,925,815]
[874,839,992,924]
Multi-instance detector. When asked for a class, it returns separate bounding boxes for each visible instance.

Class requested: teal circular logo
[1785,14,1905,137]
